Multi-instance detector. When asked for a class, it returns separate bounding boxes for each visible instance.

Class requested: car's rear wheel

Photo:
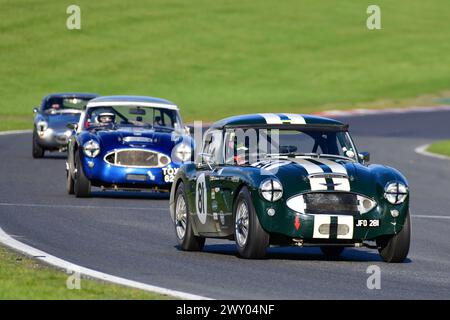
[74,151,91,198]
[66,168,74,195]
[320,246,344,258]
[32,131,45,158]
[174,183,205,251]
[376,211,411,263]
[234,187,269,259]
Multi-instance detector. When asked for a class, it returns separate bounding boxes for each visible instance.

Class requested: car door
[192,130,223,234]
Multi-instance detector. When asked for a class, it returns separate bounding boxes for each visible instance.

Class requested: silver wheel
[235,200,249,247]
[175,193,187,240]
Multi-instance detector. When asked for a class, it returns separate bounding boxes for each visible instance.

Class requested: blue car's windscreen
[85,105,181,130]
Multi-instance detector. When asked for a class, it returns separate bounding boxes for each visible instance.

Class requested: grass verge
[0,245,172,299]
[1,1,450,131]
[427,140,450,158]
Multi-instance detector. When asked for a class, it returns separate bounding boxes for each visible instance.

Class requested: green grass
[427,140,450,157]
[1,0,450,131]
[0,245,172,299]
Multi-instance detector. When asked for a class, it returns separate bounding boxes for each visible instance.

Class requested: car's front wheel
[174,183,205,251]
[376,211,411,263]
[234,187,269,259]
[74,151,91,198]
[32,131,45,158]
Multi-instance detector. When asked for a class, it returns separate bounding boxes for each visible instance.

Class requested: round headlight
[384,182,408,204]
[37,121,48,132]
[83,140,100,158]
[172,143,192,163]
[260,179,283,202]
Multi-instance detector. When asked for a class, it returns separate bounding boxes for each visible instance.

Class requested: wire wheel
[175,192,187,240]
[235,200,249,247]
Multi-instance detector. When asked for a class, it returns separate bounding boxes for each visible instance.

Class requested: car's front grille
[105,149,159,167]
[303,192,358,215]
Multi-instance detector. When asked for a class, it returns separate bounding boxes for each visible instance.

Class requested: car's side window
[200,130,223,165]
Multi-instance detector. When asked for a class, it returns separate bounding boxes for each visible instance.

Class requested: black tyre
[32,131,45,158]
[234,187,269,259]
[174,183,205,251]
[320,246,344,258]
[74,151,91,198]
[66,168,74,195]
[376,211,411,263]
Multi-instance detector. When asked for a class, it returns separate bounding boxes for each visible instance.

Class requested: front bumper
[81,155,179,190]
[253,192,409,241]
[36,128,71,149]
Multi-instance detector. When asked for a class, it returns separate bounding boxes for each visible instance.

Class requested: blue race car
[32,92,99,158]
[66,96,193,197]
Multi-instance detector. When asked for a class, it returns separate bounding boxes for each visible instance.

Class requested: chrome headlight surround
[83,140,100,158]
[172,143,192,163]
[36,120,48,133]
[384,182,408,205]
[260,179,283,202]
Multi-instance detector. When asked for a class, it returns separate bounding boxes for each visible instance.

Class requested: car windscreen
[44,97,91,113]
[223,128,357,165]
[84,105,181,129]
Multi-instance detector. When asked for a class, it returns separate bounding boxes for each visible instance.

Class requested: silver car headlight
[172,143,192,163]
[83,140,100,158]
[260,179,283,202]
[37,121,48,133]
[384,182,408,204]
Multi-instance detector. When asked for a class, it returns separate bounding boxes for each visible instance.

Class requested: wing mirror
[358,152,370,163]
[67,123,78,130]
[33,107,39,114]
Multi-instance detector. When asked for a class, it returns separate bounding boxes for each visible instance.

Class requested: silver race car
[32,93,98,158]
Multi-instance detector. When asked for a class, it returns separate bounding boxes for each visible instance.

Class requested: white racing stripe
[313,158,351,192]
[259,113,283,124]
[283,113,306,124]
[259,113,306,124]
[291,158,327,191]
[313,215,330,239]
[312,215,354,239]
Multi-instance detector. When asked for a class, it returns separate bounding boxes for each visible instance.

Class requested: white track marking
[0,227,210,300]
[316,105,450,118]
[414,144,450,161]
[0,129,32,135]
[412,215,450,220]
[0,202,164,211]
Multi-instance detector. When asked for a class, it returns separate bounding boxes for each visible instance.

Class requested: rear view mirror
[129,108,146,115]
[67,123,78,130]
[358,152,370,163]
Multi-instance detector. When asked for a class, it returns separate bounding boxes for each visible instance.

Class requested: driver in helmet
[95,112,116,125]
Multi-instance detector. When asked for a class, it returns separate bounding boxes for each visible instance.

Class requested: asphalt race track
[1,111,450,299]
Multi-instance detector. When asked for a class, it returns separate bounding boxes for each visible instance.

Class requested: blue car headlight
[83,140,100,158]
[384,182,408,204]
[172,143,192,163]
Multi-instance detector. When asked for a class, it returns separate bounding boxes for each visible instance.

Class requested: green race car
[169,113,410,262]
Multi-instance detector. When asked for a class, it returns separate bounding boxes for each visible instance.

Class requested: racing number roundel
[196,173,208,224]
